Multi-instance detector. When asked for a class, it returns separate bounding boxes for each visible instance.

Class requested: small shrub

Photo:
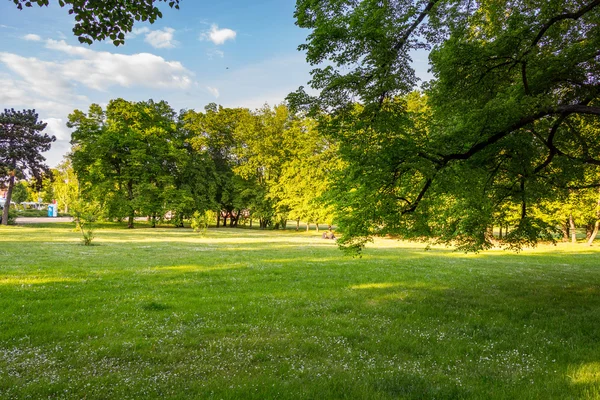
[17,209,48,218]
[72,201,101,245]
[190,210,216,235]
[3,209,18,225]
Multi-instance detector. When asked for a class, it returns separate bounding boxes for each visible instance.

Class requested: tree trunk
[316,223,319,232]
[217,212,221,227]
[562,220,569,242]
[306,222,309,232]
[587,221,600,246]
[296,219,300,231]
[127,180,134,229]
[485,225,494,242]
[569,214,577,243]
[587,191,600,246]
[1,172,15,225]
[498,225,503,240]
[250,218,252,228]
[586,224,594,241]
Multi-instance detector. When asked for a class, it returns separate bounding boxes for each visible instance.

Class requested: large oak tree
[290,0,600,251]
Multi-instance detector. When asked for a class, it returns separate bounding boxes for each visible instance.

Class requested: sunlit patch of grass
[155,264,248,272]
[0,277,79,286]
[350,282,401,290]
[570,362,600,384]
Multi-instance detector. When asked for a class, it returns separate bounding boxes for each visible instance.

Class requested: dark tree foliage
[10,0,181,45]
[290,0,600,252]
[0,108,55,224]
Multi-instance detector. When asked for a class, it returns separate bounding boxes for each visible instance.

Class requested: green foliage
[290,0,600,252]
[190,210,216,234]
[0,108,55,225]
[51,159,79,214]
[70,100,177,228]
[18,209,52,217]
[271,116,340,229]
[183,104,248,227]
[11,0,180,46]
[71,200,100,245]
[0,208,17,225]
[10,181,28,204]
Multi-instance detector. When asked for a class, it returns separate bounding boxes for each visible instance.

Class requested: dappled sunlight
[349,281,449,292]
[366,236,600,257]
[349,281,451,306]
[153,264,248,273]
[569,362,600,384]
[350,283,401,290]
[0,276,80,286]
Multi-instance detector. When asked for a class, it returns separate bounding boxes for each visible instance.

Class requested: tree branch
[521,61,531,95]
[533,114,569,173]
[401,177,433,214]
[531,0,600,48]
[556,104,600,115]
[393,0,440,52]
[443,104,600,163]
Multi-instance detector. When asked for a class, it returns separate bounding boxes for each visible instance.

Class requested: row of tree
[65,100,336,230]
[3,95,598,249]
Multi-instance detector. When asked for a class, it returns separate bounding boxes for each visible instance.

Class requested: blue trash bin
[48,204,55,217]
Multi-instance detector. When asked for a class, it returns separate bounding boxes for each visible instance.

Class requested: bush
[190,210,216,235]
[1,209,18,225]
[17,209,48,217]
[72,201,101,245]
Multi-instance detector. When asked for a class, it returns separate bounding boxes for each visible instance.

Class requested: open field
[1,223,600,399]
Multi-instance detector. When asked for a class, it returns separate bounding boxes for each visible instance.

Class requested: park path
[16,217,73,224]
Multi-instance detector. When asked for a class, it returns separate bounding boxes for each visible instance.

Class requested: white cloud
[41,39,194,90]
[206,86,220,98]
[0,54,85,106]
[129,27,150,38]
[0,74,79,117]
[23,34,42,41]
[201,24,236,45]
[128,27,177,49]
[144,27,177,49]
[45,118,72,141]
[0,40,197,167]
[207,49,225,60]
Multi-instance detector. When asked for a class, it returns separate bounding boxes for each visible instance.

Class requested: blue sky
[0,1,432,167]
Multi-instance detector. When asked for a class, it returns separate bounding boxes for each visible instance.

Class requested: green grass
[1,223,600,399]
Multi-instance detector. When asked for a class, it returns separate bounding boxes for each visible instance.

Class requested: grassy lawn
[1,223,600,399]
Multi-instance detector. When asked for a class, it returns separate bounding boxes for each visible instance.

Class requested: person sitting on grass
[322,229,336,240]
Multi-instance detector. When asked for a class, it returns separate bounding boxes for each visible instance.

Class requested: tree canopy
[67,100,336,231]
[289,0,600,251]
[10,0,180,45]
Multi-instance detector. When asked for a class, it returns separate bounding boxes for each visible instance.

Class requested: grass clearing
[1,223,600,399]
